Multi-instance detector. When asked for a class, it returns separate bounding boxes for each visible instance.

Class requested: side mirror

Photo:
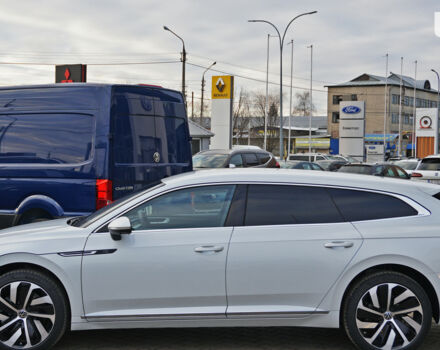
[108,216,132,241]
[229,163,236,168]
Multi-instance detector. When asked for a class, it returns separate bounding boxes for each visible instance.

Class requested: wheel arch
[13,195,64,223]
[339,263,440,324]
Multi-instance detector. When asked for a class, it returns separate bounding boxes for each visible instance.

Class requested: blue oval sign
[342,106,361,114]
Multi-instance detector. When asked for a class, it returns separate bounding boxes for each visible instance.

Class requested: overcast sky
[0,0,439,115]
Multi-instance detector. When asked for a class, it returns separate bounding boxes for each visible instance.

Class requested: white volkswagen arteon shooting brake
[0,169,439,350]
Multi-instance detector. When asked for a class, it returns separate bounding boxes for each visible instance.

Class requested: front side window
[245,185,344,226]
[0,114,94,164]
[124,185,236,230]
[329,188,417,221]
[230,154,243,167]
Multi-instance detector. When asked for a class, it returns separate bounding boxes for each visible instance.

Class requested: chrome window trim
[93,181,430,233]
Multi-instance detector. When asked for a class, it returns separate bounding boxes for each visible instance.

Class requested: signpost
[339,101,366,161]
[210,75,234,149]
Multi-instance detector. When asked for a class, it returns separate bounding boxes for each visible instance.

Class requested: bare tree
[292,91,316,116]
[252,91,280,153]
[232,88,251,145]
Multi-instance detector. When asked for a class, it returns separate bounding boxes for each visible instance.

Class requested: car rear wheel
[343,271,432,350]
[0,270,68,350]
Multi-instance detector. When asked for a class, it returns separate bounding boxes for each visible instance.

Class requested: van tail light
[96,179,113,210]
[411,172,423,178]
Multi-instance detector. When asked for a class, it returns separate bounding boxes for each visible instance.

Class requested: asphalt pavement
[54,324,440,350]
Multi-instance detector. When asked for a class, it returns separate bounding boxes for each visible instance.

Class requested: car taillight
[96,179,113,210]
[411,172,423,178]
[276,161,281,168]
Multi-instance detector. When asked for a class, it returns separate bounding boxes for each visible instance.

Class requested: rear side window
[245,185,344,226]
[0,114,94,164]
[329,189,417,221]
[243,153,259,167]
[418,158,440,171]
[257,153,270,164]
[155,116,189,163]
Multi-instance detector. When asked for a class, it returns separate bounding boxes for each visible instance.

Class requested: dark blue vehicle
[0,83,192,228]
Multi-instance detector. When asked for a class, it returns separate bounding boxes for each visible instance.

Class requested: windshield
[192,154,228,168]
[338,165,372,174]
[394,161,418,170]
[69,182,165,228]
[418,158,440,171]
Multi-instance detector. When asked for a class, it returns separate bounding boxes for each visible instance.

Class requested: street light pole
[163,25,187,106]
[308,44,313,161]
[248,11,317,158]
[287,39,293,157]
[431,69,440,154]
[201,61,216,126]
[383,54,388,161]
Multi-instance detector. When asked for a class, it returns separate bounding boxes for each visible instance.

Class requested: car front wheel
[0,269,68,350]
[343,271,432,350]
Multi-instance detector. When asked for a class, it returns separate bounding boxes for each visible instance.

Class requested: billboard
[415,108,438,158]
[339,101,365,161]
[210,76,234,149]
[55,64,87,83]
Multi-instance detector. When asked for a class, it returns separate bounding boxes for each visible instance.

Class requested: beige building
[327,74,439,144]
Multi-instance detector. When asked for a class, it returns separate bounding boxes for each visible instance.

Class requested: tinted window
[230,154,243,167]
[245,185,344,226]
[311,163,322,171]
[339,165,372,174]
[329,188,417,221]
[384,166,396,177]
[113,114,156,164]
[257,153,270,164]
[243,153,259,166]
[125,185,236,230]
[289,155,308,161]
[0,114,94,164]
[395,166,408,178]
[155,116,189,163]
[419,158,440,171]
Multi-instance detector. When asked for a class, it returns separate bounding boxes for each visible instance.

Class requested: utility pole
[383,54,388,161]
[308,44,313,161]
[413,61,417,158]
[287,39,294,157]
[398,57,403,157]
[191,91,194,120]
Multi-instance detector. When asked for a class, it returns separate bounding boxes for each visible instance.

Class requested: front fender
[0,252,84,324]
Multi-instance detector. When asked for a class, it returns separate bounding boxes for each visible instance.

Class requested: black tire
[0,269,68,350]
[343,271,432,350]
[17,210,52,226]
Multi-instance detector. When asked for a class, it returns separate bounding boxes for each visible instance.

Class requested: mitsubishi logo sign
[215,78,225,92]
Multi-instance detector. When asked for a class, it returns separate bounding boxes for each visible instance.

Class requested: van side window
[245,185,344,226]
[155,116,189,163]
[328,188,418,221]
[0,114,94,164]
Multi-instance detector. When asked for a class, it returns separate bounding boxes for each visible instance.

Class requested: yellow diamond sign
[212,75,233,99]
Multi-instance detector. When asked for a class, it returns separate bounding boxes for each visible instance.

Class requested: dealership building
[326,73,439,155]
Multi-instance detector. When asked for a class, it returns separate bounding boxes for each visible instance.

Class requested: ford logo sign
[342,106,361,114]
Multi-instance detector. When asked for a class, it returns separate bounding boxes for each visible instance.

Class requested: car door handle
[194,245,224,253]
[324,241,354,249]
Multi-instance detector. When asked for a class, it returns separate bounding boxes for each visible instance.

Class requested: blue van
[0,84,192,228]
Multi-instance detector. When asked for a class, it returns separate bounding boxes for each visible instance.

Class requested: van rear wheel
[17,210,52,226]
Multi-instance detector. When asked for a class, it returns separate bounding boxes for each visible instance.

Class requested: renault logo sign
[212,75,233,99]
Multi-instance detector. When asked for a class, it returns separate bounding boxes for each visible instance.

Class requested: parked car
[391,159,420,176]
[0,84,192,229]
[0,169,439,350]
[316,160,348,171]
[411,155,440,184]
[193,149,278,169]
[280,160,324,170]
[288,153,333,162]
[331,154,359,163]
[338,163,410,179]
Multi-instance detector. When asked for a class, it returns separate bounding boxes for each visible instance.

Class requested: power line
[0,60,180,66]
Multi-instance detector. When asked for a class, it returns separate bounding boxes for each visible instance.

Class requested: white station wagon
[0,169,439,350]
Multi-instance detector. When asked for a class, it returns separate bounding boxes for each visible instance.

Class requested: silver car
[0,169,439,350]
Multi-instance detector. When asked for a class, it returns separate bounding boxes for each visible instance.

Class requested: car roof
[161,168,440,197]
[197,149,269,155]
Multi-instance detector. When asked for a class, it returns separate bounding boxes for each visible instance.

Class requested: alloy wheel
[0,281,55,349]
[356,283,423,350]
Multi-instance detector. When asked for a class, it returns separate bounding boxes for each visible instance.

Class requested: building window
[391,113,399,124]
[332,112,340,123]
[392,94,400,104]
[332,95,342,105]
[351,94,357,101]
[404,96,410,106]
[403,114,410,125]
